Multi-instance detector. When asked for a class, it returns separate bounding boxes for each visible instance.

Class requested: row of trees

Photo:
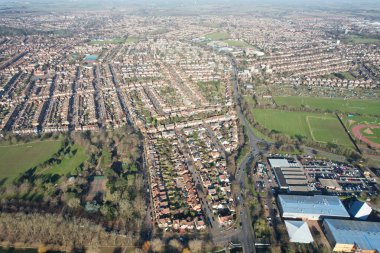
[0,212,135,252]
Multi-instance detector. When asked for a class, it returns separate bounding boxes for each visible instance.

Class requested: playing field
[345,35,380,45]
[224,40,249,47]
[37,144,88,175]
[125,36,139,44]
[253,109,354,147]
[342,114,380,148]
[90,38,126,45]
[274,96,380,116]
[204,32,231,40]
[0,140,62,184]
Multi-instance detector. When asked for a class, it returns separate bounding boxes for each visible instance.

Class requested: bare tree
[151,238,164,253]
[188,240,203,253]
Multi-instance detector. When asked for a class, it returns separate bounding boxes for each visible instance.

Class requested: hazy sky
[1,0,380,12]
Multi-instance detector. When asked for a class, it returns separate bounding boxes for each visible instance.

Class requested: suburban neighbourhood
[0,1,380,253]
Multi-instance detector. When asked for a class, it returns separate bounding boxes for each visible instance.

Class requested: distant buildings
[323,219,380,252]
[278,195,350,220]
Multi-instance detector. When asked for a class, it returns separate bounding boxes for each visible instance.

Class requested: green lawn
[0,140,62,184]
[253,109,354,148]
[342,115,380,145]
[343,115,380,127]
[360,127,380,144]
[125,36,139,44]
[197,80,225,104]
[274,96,380,116]
[334,71,356,80]
[205,32,231,40]
[37,144,88,175]
[223,40,249,47]
[307,116,354,147]
[345,35,380,44]
[90,38,126,45]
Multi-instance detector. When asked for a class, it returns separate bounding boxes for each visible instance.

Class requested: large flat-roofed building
[323,219,380,253]
[278,195,350,220]
[268,158,301,168]
[269,157,310,192]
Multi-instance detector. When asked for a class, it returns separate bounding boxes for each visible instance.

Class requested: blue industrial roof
[348,201,372,219]
[324,219,380,251]
[278,195,350,218]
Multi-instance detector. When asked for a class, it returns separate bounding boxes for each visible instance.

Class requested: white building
[348,201,372,220]
[278,195,350,220]
[285,220,314,243]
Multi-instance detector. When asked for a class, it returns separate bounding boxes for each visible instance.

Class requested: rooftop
[324,219,380,252]
[285,220,314,243]
[278,195,350,218]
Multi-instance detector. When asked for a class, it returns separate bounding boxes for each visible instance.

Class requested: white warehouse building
[278,195,350,220]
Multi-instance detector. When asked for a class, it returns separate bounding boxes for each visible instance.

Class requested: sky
[0,0,380,12]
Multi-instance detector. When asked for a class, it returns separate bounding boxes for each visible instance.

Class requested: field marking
[306,115,335,144]
[306,116,317,142]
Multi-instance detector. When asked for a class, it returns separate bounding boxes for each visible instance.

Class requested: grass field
[345,35,380,44]
[0,140,62,184]
[342,115,380,146]
[274,96,380,116]
[324,71,356,80]
[224,40,249,47]
[359,127,380,144]
[37,144,88,175]
[253,109,354,147]
[125,36,139,44]
[90,38,126,45]
[343,115,380,127]
[205,32,231,40]
[306,116,353,146]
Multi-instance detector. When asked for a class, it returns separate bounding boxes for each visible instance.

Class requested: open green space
[37,144,88,175]
[223,40,249,47]
[205,32,231,40]
[360,127,380,144]
[342,115,380,144]
[125,36,139,44]
[274,96,380,116]
[345,34,380,44]
[197,80,226,104]
[307,116,353,146]
[90,38,126,45]
[253,109,354,148]
[324,71,356,80]
[334,71,356,80]
[343,115,380,127]
[0,140,62,184]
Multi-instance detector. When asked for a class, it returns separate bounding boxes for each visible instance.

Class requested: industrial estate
[0,0,379,253]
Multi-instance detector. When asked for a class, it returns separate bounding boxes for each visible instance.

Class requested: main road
[230,57,270,253]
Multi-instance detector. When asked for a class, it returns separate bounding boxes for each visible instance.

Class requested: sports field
[205,32,231,40]
[125,36,139,44]
[90,38,126,45]
[0,140,62,184]
[224,40,249,47]
[274,96,380,116]
[253,109,354,148]
[345,34,380,45]
[342,114,380,148]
